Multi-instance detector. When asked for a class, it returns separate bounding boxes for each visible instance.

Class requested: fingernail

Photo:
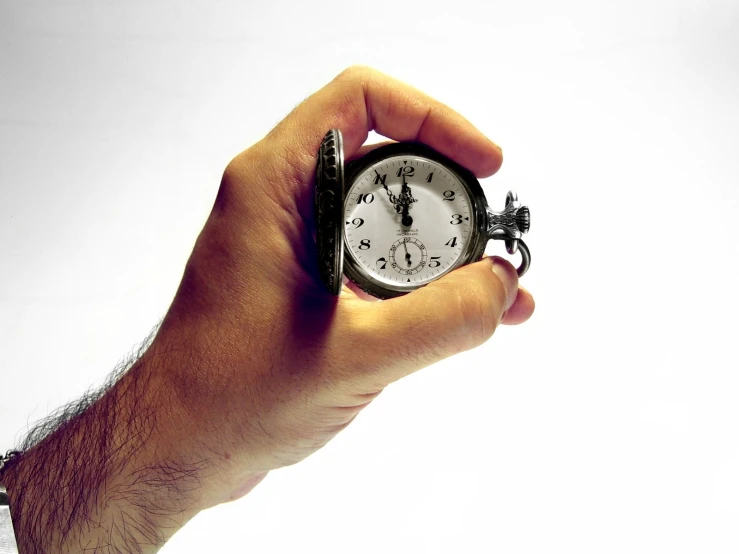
[490,256,518,311]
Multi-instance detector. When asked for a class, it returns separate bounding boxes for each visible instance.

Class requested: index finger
[263,66,503,183]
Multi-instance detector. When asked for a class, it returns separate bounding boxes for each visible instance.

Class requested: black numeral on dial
[356,193,374,204]
[429,256,441,268]
[376,257,387,269]
[443,190,455,201]
[359,239,371,250]
[445,237,458,247]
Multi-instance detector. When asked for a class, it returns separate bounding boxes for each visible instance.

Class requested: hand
[0,66,535,554]
[140,66,535,512]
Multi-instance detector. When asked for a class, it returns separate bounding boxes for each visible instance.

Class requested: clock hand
[399,174,414,227]
[401,202,413,227]
[401,174,417,203]
[403,239,412,266]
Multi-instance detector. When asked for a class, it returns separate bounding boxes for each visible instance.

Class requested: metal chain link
[381,183,399,205]
[382,183,418,212]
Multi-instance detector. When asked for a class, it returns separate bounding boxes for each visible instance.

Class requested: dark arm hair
[0,323,206,553]
[14,325,159,454]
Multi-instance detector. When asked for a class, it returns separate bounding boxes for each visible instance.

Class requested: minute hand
[400,174,416,227]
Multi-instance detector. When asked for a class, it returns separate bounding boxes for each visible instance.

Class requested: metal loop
[488,236,530,277]
[486,190,530,277]
[505,238,518,255]
[516,239,530,277]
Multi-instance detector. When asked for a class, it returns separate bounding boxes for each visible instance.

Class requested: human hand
[141,66,536,511]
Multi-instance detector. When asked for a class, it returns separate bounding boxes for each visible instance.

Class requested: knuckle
[217,143,283,215]
[215,154,248,213]
[336,65,371,82]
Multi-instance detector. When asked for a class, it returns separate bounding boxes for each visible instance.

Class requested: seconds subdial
[389,237,428,275]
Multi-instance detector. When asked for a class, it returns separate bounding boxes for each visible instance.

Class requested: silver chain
[382,183,400,205]
[382,183,418,211]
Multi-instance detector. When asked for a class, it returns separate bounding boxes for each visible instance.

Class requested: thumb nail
[490,256,519,311]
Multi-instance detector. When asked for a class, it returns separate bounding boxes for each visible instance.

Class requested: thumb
[357,256,519,385]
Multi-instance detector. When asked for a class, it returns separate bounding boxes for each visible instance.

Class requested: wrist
[0,356,207,553]
[137,329,271,510]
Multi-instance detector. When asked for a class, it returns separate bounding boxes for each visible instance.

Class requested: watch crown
[486,191,531,240]
[515,206,530,234]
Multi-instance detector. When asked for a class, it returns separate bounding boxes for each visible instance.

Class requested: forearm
[1,354,206,553]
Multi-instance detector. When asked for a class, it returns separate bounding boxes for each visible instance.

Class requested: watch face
[343,144,487,298]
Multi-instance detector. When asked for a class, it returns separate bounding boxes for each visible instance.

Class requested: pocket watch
[315,129,531,299]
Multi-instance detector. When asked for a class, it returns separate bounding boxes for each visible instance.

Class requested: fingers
[262,66,503,185]
[346,256,519,386]
[502,286,535,325]
[348,140,397,162]
[342,276,380,302]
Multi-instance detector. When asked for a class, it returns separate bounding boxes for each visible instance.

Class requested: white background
[1,0,738,552]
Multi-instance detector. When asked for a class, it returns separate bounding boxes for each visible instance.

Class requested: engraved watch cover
[314,129,345,295]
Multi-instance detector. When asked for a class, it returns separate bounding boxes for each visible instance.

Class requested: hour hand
[401,203,412,227]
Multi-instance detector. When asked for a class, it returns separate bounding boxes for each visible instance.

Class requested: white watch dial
[344,155,474,288]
